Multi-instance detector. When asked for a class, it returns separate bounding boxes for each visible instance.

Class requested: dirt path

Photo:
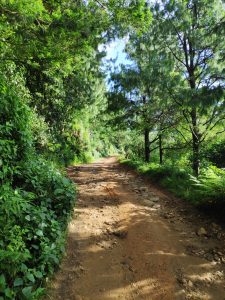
[46,157,225,300]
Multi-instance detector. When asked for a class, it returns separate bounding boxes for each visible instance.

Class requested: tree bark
[191,108,200,176]
[142,95,150,162]
[159,133,163,164]
[189,3,200,177]
[144,128,150,162]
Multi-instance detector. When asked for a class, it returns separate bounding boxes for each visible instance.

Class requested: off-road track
[46,157,225,300]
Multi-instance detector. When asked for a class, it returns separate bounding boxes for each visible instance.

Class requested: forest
[1,0,225,299]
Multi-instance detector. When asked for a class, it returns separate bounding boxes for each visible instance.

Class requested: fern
[190,166,225,203]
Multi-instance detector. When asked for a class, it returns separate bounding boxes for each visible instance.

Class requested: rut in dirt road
[47,157,225,300]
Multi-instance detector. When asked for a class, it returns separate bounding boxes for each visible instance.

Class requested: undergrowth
[0,73,76,299]
[120,158,225,206]
[0,162,76,299]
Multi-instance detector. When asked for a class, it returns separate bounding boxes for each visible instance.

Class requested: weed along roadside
[120,158,225,224]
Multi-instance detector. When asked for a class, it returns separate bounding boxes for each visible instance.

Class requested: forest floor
[46,157,225,300]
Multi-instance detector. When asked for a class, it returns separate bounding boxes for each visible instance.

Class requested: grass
[120,158,225,207]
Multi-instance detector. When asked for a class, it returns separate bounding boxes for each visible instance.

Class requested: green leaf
[0,274,6,290]
[25,215,31,221]
[22,286,33,299]
[26,273,35,283]
[33,287,45,297]
[14,278,23,287]
[5,288,13,298]
[32,244,39,250]
[34,271,43,279]
[36,229,43,237]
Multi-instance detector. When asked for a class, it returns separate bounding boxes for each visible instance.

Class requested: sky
[99,37,133,66]
[98,37,133,87]
[102,38,128,64]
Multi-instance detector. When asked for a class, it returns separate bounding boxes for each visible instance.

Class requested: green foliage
[190,166,225,205]
[122,158,225,208]
[0,160,76,299]
[0,73,32,183]
[121,158,191,198]
[0,65,76,299]
[202,141,225,168]
[110,0,225,176]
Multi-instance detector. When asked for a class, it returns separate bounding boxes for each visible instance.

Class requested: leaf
[36,229,43,237]
[54,188,64,194]
[22,286,33,299]
[0,274,6,290]
[13,278,23,287]
[34,271,43,279]
[26,273,35,283]
[21,263,28,273]
[4,288,14,298]
[32,244,39,250]
[25,215,31,221]
[33,287,45,297]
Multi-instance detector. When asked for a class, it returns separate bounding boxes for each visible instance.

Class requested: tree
[109,18,180,163]
[156,0,225,175]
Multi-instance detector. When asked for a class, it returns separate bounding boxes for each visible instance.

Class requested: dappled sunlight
[47,158,225,300]
[188,271,224,284]
[102,278,163,299]
[146,250,187,257]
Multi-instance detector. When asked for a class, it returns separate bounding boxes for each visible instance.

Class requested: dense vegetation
[1,0,225,298]
[0,0,150,298]
[109,0,225,208]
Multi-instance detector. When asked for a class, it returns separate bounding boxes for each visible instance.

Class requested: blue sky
[98,38,133,88]
[99,37,132,68]
[103,38,128,64]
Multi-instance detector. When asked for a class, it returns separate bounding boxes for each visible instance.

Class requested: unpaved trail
[46,157,225,300]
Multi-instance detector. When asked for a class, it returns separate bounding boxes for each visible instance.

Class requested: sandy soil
[46,157,225,300]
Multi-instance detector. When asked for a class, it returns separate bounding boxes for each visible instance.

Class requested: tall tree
[156,0,225,175]
[109,19,180,163]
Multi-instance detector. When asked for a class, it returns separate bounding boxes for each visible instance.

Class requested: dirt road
[46,157,225,300]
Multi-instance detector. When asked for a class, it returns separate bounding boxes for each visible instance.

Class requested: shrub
[121,158,225,207]
[120,158,193,200]
[0,72,76,299]
[202,141,225,168]
[190,166,225,205]
[0,74,32,183]
[0,162,76,299]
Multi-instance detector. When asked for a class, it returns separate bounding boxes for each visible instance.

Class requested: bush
[0,72,76,299]
[0,161,76,299]
[202,141,225,168]
[0,74,32,183]
[121,158,225,207]
[190,166,225,205]
[18,158,76,221]
[120,158,193,200]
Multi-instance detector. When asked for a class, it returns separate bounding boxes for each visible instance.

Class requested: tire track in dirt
[46,157,225,300]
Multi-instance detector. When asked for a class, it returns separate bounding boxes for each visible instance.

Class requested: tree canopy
[1,0,225,298]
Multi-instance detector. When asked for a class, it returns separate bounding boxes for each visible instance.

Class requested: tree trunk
[144,128,150,162]
[159,133,163,164]
[188,42,200,176]
[142,95,150,162]
[191,108,200,176]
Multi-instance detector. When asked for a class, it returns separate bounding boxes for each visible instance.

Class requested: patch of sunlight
[104,278,157,299]
[104,278,174,299]
[146,250,187,257]
[188,270,224,284]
